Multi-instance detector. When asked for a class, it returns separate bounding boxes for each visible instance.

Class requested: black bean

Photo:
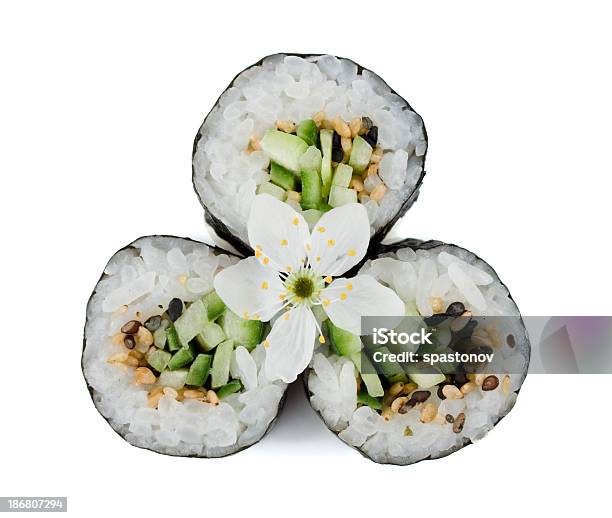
[124,335,136,349]
[362,117,373,131]
[453,413,465,433]
[363,126,378,147]
[121,320,141,334]
[445,414,455,424]
[446,301,465,317]
[482,375,500,391]
[167,298,184,322]
[454,370,468,387]
[454,320,477,341]
[331,147,344,163]
[144,315,162,332]
[506,334,516,348]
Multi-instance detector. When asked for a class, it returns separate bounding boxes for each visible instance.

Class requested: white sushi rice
[308,243,529,465]
[193,54,427,240]
[83,236,286,457]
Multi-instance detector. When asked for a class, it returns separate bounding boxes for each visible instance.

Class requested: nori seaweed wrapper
[192,53,428,257]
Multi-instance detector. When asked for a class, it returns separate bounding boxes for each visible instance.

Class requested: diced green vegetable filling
[254,116,387,226]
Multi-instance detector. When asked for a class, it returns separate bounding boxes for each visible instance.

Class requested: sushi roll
[305,239,530,465]
[193,53,427,256]
[82,236,287,457]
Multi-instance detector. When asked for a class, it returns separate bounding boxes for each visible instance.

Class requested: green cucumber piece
[210,339,234,388]
[146,348,172,372]
[153,327,167,349]
[332,163,353,188]
[167,347,195,370]
[202,290,226,321]
[257,181,286,201]
[185,354,212,386]
[270,162,297,191]
[328,320,362,357]
[196,322,226,352]
[166,325,181,352]
[371,346,408,383]
[328,185,358,208]
[298,145,322,173]
[408,372,446,388]
[348,135,373,173]
[319,129,333,198]
[260,129,308,173]
[174,299,207,347]
[350,351,384,398]
[302,208,322,228]
[297,119,318,147]
[300,169,322,210]
[216,380,243,399]
[158,369,188,389]
[219,310,263,351]
[358,391,382,410]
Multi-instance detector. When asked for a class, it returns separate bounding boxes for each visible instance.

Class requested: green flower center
[285,268,325,306]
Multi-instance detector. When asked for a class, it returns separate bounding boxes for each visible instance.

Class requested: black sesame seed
[507,334,516,348]
[332,131,341,149]
[446,302,465,317]
[424,314,448,327]
[120,320,141,334]
[167,298,184,322]
[332,147,344,163]
[124,335,136,349]
[144,315,162,332]
[363,126,378,147]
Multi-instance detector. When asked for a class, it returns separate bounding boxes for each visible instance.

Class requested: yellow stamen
[280,239,288,246]
[243,311,250,319]
[347,248,356,257]
[263,339,270,349]
[279,293,286,300]
[327,239,335,247]
[284,313,290,321]
[316,256,321,262]
[318,335,326,344]
[323,299,331,307]
[340,292,347,301]
[305,243,311,251]
[256,244,262,250]
[253,313,260,320]
[317,226,326,233]
[178,275,188,285]
[263,257,270,265]
[346,283,353,291]
[286,265,293,273]
[255,250,262,258]
[324,276,332,284]
[261,281,268,290]
[292,217,299,226]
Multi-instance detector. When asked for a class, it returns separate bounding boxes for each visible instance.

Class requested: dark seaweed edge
[303,239,531,466]
[191,52,428,258]
[81,234,288,459]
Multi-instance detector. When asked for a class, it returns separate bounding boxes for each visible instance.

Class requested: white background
[0,1,610,516]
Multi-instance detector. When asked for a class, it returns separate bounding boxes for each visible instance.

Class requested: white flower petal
[308,203,369,276]
[247,194,310,273]
[264,305,317,383]
[322,275,405,335]
[213,257,284,322]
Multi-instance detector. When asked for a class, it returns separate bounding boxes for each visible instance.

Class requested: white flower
[213,194,405,382]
